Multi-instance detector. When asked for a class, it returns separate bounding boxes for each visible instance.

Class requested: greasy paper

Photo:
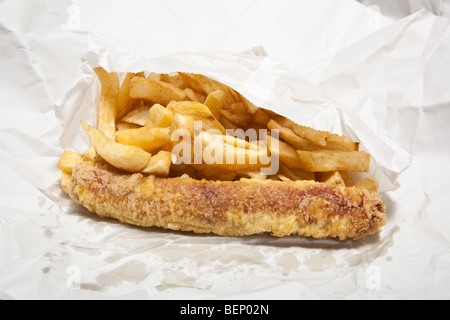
[1,0,450,300]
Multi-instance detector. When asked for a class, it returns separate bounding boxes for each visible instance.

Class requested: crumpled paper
[358,0,450,19]
[1,0,449,300]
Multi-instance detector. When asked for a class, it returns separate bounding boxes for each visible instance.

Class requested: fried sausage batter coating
[61,161,386,240]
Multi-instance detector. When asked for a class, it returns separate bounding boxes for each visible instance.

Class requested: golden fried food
[62,160,386,240]
[58,69,387,240]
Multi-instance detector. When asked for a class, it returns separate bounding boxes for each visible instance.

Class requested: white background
[0,0,449,299]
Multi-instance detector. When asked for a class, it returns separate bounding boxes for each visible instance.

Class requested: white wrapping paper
[1,0,449,300]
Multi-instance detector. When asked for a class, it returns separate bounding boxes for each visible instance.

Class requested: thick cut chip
[160,73,189,89]
[82,145,103,162]
[291,124,328,147]
[278,163,315,181]
[117,72,144,120]
[236,170,268,180]
[267,119,316,150]
[266,135,302,169]
[121,102,151,126]
[339,170,353,186]
[116,127,171,153]
[145,104,174,128]
[179,73,251,125]
[130,77,186,105]
[94,67,119,140]
[198,131,266,171]
[171,113,196,137]
[266,113,327,147]
[116,121,142,131]
[316,171,346,187]
[193,165,237,181]
[167,101,226,134]
[184,87,206,103]
[204,90,225,120]
[142,150,172,176]
[178,73,218,94]
[167,101,212,119]
[324,134,360,152]
[57,151,85,174]
[81,121,151,172]
[239,94,259,114]
[355,177,379,192]
[147,72,162,82]
[221,134,260,151]
[296,150,370,172]
[270,114,359,151]
[252,108,271,126]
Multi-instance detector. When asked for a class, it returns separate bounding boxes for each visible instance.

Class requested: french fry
[142,150,172,176]
[116,127,171,153]
[225,102,251,126]
[199,131,266,171]
[221,134,260,151]
[291,124,328,147]
[160,73,189,90]
[296,150,370,172]
[167,101,226,134]
[278,163,315,181]
[236,170,268,180]
[117,72,144,120]
[355,177,379,193]
[218,115,239,131]
[147,72,162,82]
[178,73,217,95]
[179,73,251,125]
[184,87,199,102]
[57,151,85,174]
[70,70,376,192]
[184,87,206,103]
[116,121,142,131]
[93,67,119,140]
[201,119,227,135]
[130,77,186,106]
[267,135,302,169]
[239,94,259,114]
[167,101,212,119]
[145,104,174,128]
[270,113,358,151]
[171,113,197,139]
[267,119,316,150]
[316,171,346,187]
[81,121,151,172]
[221,109,248,127]
[276,174,292,182]
[252,108,271,126]
[194,165,237,181]
[82,145,98,162]
[339,170,353,186]
[121,102,152,126]
[324,134,359,152]
[204,90,225,120]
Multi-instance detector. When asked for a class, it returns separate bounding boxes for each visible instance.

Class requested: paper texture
[0,0,449,299]
[358,0,450,19]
